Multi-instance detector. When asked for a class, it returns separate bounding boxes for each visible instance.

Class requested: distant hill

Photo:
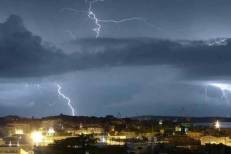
[0,114,231,123]
[132,115,231,123]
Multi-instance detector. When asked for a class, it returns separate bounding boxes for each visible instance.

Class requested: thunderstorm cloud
[70,38,231,80]
[1,15,231,80]
[0,0,231,116]
[0,15,71,77]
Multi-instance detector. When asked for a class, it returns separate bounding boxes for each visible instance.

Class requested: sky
[1,0,231,117]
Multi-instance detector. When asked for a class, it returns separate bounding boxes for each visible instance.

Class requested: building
[187,131,203,140]
[6,123,31,136]
[200,136,231,146]
[75,124,104,135]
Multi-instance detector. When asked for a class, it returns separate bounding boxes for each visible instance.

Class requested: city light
[100,136,106,143]
[8,141,12,147]
[48,127,55,136]
[15,129,24,135]
[215,120,220,129]
[31,131,43,145]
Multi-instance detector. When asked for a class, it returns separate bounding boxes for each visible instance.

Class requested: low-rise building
[75,125,104,135]
[200,136,231,146]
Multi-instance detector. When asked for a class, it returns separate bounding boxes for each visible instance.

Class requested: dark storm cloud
[71,38,231,79]
[0,0,231,117]
[1,0,231,40]
[1,14,231,79]
[0,15,73,77]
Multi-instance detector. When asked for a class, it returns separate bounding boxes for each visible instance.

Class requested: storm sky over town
[1,0,231,117]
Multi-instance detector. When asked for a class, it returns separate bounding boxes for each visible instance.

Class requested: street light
[31,131,43,146]
[215,120,220,129]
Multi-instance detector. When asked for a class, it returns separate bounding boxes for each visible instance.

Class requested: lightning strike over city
[56,83,76,116]
[1,0,231,117]
[1,0,231,153]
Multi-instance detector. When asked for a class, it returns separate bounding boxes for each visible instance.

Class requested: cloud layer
[0,15,72,77]
[1,14,231,80]
[72,38,231,79]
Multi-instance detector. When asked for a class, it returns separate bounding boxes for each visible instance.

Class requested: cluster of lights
[15,129,24,135]
[30,128,56,146]
[31,131,43,145]
[48,127,55,136]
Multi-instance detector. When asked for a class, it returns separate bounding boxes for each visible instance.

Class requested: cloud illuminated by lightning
[56,83,76,116]
[206,38,228,46]
[206,82,231,104]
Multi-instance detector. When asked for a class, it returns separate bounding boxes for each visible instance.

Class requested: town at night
[1,0,231,153]
[1,115,231,154]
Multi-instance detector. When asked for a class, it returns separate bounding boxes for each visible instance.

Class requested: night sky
[0,0,231,117]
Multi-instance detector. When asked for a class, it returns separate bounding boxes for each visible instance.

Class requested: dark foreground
[33,136,231,154]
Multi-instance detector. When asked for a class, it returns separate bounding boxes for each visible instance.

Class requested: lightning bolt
[87,0,162,38]
[61,0,162,38]
[56,83,76,116]
[23,83,76,114]
[87,0,103,38]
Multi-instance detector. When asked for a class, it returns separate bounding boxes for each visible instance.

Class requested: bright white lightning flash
[87,0,103,38]
[56,84,76,116]
[62,0,161,38]
[206,83,231,104]
[87,0,159,38]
